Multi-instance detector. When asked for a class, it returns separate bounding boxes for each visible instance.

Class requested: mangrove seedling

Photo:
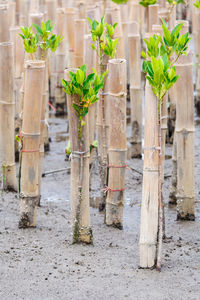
[141,21,190,270]
[62,64,107,243]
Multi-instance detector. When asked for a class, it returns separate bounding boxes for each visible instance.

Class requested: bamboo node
[0,100,15,105]
[108,164,130,170]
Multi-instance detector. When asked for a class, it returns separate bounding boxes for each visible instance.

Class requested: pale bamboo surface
[110,6,125,59]
[65,68,92,244]
[0,3,9,42]
[0,41,17,191]
[106,58,127,229]
[65,7,76,67]
[148,4,159,33]
[175,52,195,220]
[19,60,45,228]
[74,18,86,67]
[139,81,159,269]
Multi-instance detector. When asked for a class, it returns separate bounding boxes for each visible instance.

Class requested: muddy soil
[0,112,200,300]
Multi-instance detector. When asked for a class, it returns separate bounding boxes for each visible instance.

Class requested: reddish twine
[19,132,40,153]
[108,164,130,170]
[102,186,125,193]
[48,101,56,112]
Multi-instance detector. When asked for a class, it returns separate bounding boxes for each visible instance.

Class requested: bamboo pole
[19,0,29,26]
[139,80,159,269]
[175,52,195,221]
[74,19,86,67]
[0,41,17,191]
[64,68,93,244]
[0,3,9,42]
[8,1,16,27]
[55,8,67,115]
[106,58,127,229]
[19,60,45,228]
[110,6,125,59]
[147,4,159,33]
[128,32,142,158]
[29,0,40,13]
[169,133,177,204]
[96,55,109,211]
[10,26,25,161]
[65,7,76,68]
[29,12,44,28]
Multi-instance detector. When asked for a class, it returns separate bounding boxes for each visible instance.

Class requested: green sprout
[87,16,118,74]
[19,26,39,58]
[194,0,200,9]
[62,65,107,143]
[139,0,157,7]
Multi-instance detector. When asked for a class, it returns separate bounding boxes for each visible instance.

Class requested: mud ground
[0,112,200,300]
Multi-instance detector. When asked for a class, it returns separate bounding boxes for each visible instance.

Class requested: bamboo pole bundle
[110,6,125,59]
[175,52,195,221]
[55,7,67,115]
[64,68,93,244]
[65,7,76,68]
[19,60,45,228]
[139,81,159,269]
[84,34,97,150]
[0,3,9,42]
[10,26,25,161]
[0,41,17,191]
[74,19,86,67]
[128,32,142,158]
[106,58,127,229]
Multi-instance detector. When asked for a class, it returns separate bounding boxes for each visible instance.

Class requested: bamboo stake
[74,19,86,67]
[65,68,93,244]
[96,55,109,211]
[169,133,177,204]
[8,1,16,27]
[106,58,127,229]
[139,80,159,269]
[10,26,25,161]
[0,3,9,42]
[175,52,195,221]
[65,7,76,68]
[0,41,17,191]
[128,33,142,158]
[55,8,67,115]
[110,6,125,59]
[147,4,159,33]
[19,60,45,228]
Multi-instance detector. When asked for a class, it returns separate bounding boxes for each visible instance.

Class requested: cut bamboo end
[18,197,38,228]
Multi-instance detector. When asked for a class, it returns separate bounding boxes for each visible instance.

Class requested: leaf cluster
[87,16,118,59]
[19,20,63,56]
[19,26,39,54]
[139,0,157,7]
[167,0,185,4]
[33,20,63,53]
[62,65,107,118]
[194,0,200,9]
[142,21,190,101]
[111,0,129,3]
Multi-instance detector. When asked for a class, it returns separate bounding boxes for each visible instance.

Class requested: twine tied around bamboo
[19,131,40,153]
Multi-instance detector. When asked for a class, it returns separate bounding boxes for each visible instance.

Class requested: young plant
[194,0,200,9]
[87,16,118,74]
[19,26,39,59]
[33,20,63,59]
[167,0,186,22]
[62,65,107,145]
[142,21,190,271]
[19,20,63,59]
